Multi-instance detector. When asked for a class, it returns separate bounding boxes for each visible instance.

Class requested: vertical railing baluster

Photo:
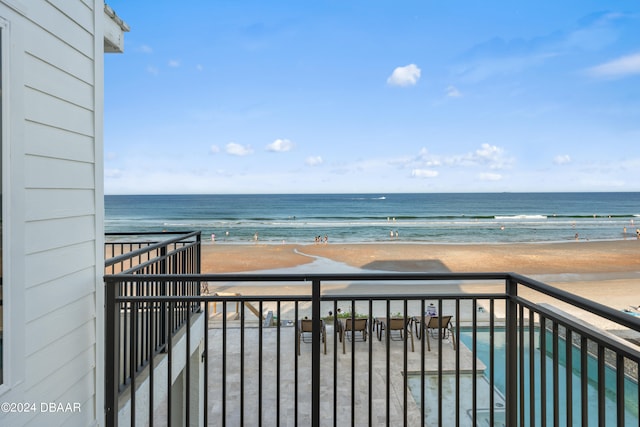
[105,279,119,427]
[505,277,518,427]
[529,309,536,426]
[240,301,245,426]
[472,298,477,427]
[368,299,373,427]
[540,316,547,427]
[130,300,137,427]
[311,280,321,427]
[566,329,573,426]
[581,335,588,427]
[518,303,524,426]
[221,300,226,427]
[455,298,460,427]
[598,344,605,426]
[294,302,299,427]
[553,321,559,426]
[203,294,209,427]
[351,299,356,427]
[149,297,155,427]
[166,301,173,427]
[386,299,391,427]
[185,304,191,427]
[403,299,409,427]
[616,353,625,426]
[259,300,263,427]
[491,299,497,427]
[332,300,338,427]
[437,298,443,427]
[277,300,281,426]
[420,299,426,427]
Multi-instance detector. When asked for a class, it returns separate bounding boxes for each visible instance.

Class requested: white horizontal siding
[0,1,103,426]
[25,155,94,189]
[19,366,97,427]
[25,19,94,85]
[25,267,95,321]
[48,0,94,34]
[56,373,98,426]
[25,294,95,355]
[24,241,96,287]
[25,53,94,110]
[24,318,95,398]
[27,0,94,59]
[25,215,96,254]
[26,189,95,221]
[25,121,94,162]
[25,87,94,136]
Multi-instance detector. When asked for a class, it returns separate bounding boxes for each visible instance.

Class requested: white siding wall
[0,0,105,425]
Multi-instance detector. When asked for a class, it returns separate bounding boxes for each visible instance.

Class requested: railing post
[105,279,120,427]
[505,276,518,427]
[311,279,321,427]
[195,232,201,274]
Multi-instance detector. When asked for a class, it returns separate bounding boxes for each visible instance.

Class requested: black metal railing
[104,232,202,426]
[104,268,640,426]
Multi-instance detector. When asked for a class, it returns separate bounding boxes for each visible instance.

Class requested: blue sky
[104,1,640,194]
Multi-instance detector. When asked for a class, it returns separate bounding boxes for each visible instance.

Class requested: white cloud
[586,52,640,79]
[196,64,204,72]
[168,59,181,67]
[554,154,571,165]
[226,142,253,156]
[446,85,462,98]
[210,145,220,154]
[306,156,323,166]
[267,138,294,152]
[147,66,159,75]
[387,64,421,87]
[139,45,153,54]
[411,169,439,178]
[479,172,502,181]
[415,148,442,167]
[464,143,511,169]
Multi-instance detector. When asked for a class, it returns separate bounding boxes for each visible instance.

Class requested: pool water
[458,328,639,427]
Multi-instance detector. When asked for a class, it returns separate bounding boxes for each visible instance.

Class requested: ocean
[104,193,640,244]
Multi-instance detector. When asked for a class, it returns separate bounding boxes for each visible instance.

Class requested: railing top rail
[103,271,640,332]
[511,272,640,331]
[104,230,201,268]
[103,271,511,282]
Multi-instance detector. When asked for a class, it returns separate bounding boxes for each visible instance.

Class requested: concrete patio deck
[206,315,503,426]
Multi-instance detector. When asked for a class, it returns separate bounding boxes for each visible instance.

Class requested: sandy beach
[201,240,640,332]
[202,240,640,276]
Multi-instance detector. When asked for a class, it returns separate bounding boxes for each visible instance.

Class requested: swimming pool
[458,328,638,426]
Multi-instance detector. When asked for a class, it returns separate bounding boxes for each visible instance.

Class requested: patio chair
[338,318,368,354]
[375,317,414,352]
[413,315,456,351]
[297,318,327,355]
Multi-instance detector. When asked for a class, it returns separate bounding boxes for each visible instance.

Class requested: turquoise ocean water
[105,192,640,244]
